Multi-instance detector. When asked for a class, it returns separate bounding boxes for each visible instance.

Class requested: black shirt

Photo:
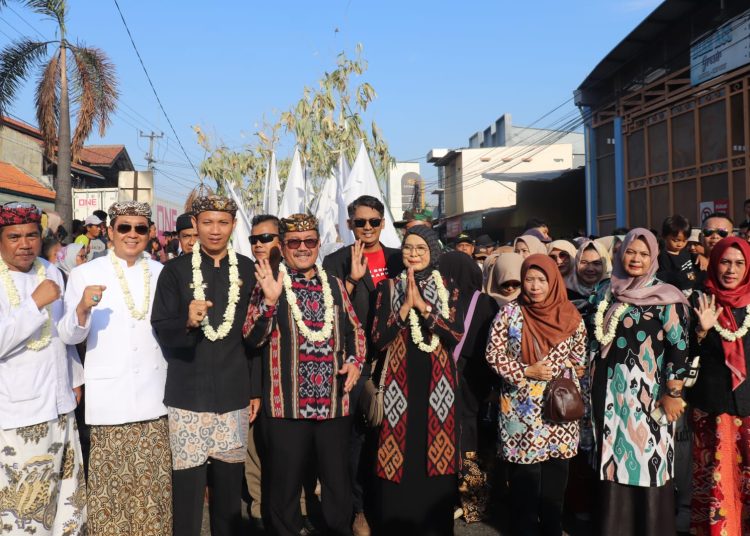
[657,248,699,292]
[151,249,257,413]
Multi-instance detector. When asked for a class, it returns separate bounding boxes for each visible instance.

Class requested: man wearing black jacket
[323,195,403,536]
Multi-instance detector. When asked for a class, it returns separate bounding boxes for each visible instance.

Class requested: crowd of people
[1,193,750,536]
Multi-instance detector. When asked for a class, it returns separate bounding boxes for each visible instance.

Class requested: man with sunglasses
[244,212,366,536]
[152,195,258,536]
[59,201,171,535]
[0,202,86,534]
[701,212,735,261]
[322,194,403,536]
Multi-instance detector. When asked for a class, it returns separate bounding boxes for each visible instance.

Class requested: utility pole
[137,131,163,201]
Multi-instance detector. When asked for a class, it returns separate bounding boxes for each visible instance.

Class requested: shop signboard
[690,9,750,86]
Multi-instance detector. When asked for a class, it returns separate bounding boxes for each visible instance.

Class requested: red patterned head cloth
[0,202,42,227]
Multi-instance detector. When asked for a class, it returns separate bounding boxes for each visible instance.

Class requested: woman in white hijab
[547,240,578,277]
[513,234,546,259]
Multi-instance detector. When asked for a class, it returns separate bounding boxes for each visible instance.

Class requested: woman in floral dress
[589,228,689,535]
[689,237,750,535]
[486,254,586,536]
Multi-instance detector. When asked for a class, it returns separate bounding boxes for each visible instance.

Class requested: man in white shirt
[0,201,86,535]
[59,201,171,536]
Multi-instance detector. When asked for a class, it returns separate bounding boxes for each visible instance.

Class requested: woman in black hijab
[439,251,499,523]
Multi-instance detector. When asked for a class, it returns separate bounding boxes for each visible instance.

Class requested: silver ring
[92,295,99,303]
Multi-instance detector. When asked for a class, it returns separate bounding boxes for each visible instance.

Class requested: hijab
[601,228,688,358]
[704,237,750,390]
[439,251,482,313]
[565,240,612,298]
[519,254,582,365]
[56,243,84,276]
[514,234,546,256]
[487,252,524,305]
[403,226,441,280]
[547,239,578,277]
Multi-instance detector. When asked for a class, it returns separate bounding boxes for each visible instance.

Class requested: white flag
[262,151,280,216]
[278,147,306,218]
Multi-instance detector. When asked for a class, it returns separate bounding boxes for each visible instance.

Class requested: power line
[111,0,200,181]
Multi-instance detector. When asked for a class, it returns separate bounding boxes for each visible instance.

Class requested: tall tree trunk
[55,41,73,230]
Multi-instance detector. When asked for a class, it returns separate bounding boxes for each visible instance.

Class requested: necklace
[0,258,52,350]
[593,291,630,346]
[280,264,334,343]
[109,252,150,320]
[191,242,240,341]
[714,305,750,342]
[400,270,450,353]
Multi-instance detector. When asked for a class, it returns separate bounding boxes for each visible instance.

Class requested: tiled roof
[78,145,125,166]
[0,162,55,200]
[1,116,42,139]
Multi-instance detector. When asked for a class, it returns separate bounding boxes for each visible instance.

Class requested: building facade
[576,0,750,234]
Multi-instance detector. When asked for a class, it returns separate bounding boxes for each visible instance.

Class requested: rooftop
[0,162,55,200]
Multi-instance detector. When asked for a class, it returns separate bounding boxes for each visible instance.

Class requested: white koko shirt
[0,259,82,429]
[59,253,168,426]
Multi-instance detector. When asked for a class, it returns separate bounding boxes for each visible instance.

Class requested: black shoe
[300,516,320,536]
[250,517,265,534]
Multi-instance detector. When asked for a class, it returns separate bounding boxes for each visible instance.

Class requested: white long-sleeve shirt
[0,259,82,429]
[59,253,168,425]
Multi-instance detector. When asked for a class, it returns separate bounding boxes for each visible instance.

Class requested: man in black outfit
[323,195,403,536]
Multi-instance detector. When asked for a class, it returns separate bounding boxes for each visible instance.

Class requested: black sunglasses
[115,223,149,235]
[500,281,521,290]
[702,228,730,238]
[284,238,319,249]
[249,233,278,245]
[353,218,383,228]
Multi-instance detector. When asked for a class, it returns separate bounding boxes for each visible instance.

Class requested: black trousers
[597,480,676,536]
[263,415,353,536]
[507,457,570,536]
[172,459,244,536]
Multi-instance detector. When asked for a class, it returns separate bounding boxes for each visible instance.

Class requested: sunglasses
[115,223,149,235]
[353,218,383,228]
[284,238,319,249]
[500,281,521,290]
[702,228,730,238]
[249,233,278,245]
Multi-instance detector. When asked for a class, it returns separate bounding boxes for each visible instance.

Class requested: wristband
[346,275,360,287]
[667,388,683,399]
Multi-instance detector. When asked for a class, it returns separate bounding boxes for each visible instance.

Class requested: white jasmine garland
[0,257,52,350]
[714,305,750,342]
[109,251,150,320]
[279,264,334,343]
[192,241,240,341]
[401,270,450,353]
[593,291,630,346]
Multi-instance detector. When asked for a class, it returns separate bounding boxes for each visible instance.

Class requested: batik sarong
[87,417,172,536]
[0,412,87,535]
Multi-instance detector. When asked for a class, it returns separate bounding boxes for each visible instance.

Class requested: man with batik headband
[152,194,259,536]
[0,202,86,534]
[243,212,366,536]
[58,200,171,536]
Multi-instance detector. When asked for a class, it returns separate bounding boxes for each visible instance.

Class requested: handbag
[360,348,391,427]
[531,338,584,424]
[543,368,585,423]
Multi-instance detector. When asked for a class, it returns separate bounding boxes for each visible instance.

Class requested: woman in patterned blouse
[589,228,689,536]
[486,253,586,536]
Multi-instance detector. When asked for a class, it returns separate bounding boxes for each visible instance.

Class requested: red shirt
[364,248,388,285]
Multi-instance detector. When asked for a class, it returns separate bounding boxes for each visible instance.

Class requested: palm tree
[0,0,118,228]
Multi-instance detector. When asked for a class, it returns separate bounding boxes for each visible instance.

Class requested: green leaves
[0,38,49,117]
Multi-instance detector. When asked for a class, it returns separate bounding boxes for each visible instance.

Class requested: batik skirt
[0,412,87,535]
[87,417,172,536]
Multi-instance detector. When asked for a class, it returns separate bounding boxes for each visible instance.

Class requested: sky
[0,0,663,204]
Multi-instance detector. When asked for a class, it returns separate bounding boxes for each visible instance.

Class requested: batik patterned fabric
[87,418,172,536]
[590,282,689,487]
[243,268,366,420]
[458,452,489,523]
[168,406,250,470]
[372,277,464,483]
[485,301,587,464]
[691,409,750,536]
[0,412,86,535]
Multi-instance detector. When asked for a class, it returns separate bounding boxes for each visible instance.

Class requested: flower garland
[714,305,750,342]
[279,264,334,343]
[0,258,52,351]
[191,241,240,341]
[593,291,630,346]
[400,270,450,353]
[109,251,150,320]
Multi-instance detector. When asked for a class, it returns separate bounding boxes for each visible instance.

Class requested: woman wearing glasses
[371,226,463,535]
[485,251,523,305]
